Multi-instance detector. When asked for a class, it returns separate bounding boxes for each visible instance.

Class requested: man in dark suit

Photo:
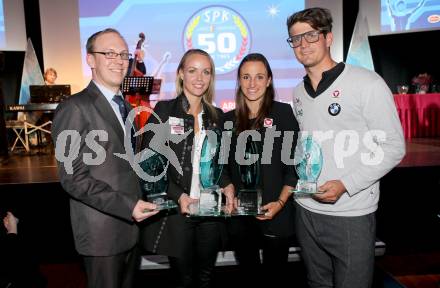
[52,28,158,288]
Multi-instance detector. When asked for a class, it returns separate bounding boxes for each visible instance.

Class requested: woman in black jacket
[139,49,233,288]
[224,53,299,284]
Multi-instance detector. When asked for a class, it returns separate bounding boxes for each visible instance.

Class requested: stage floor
[0,151,58,185]
[1,138,440,185]
[399,138,440,167]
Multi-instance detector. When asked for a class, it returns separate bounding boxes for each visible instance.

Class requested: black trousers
[83,246,139,288]
[228,217,290,287]
[169,220,222,288]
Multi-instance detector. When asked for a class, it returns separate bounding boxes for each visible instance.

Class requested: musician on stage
[44,67,57,85]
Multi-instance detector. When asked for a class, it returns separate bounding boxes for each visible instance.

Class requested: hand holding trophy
[292,136,323,196]
[140,149,178,211]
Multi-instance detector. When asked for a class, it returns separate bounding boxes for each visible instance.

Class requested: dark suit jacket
[139,94,229,258]
[52,81,141,256]
[224,101,299,237]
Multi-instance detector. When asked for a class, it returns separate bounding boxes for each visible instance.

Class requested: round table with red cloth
[393,93,440,139]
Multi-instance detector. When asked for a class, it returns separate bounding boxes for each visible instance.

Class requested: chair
[5,115,30,152]
[5,112,52,152]
[26,117,52,146]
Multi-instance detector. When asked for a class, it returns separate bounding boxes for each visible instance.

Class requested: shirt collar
[93,80,122,102]
[303,62,345,98]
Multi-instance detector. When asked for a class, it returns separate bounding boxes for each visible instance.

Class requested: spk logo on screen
[183,5,251,74]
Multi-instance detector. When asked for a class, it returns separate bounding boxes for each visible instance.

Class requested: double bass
[128,32,146,77]
[125,33,149,128]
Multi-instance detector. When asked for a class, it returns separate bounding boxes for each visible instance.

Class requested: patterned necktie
[112,95,128,125]
[112,95,136,151]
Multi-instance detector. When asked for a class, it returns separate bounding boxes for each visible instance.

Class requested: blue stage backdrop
[78,0,305,111]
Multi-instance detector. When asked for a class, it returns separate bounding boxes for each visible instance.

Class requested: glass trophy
[233,140,263,216]
[291,136,323,196]
[190,128,224,217]
[140,150,177,211]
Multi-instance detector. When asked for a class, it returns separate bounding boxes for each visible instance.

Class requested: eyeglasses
[286,30,325,48]
[90,51,132,60]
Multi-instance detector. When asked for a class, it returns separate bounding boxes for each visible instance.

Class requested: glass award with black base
[190,128,224,217]
[291,136,323,196]
[233,140,263,216]
[140,150,177,211]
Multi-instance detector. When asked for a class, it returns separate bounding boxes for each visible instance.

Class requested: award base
[189,185,224,217]
[291,180,321,196]
[231,188,264,216]
[146,192,178,211]
[189,187,266,217]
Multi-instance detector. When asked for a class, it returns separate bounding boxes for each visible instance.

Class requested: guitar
[129,32,146,76]
[152,51,171,78]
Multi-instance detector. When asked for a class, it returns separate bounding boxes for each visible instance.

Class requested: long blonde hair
[175,49,217,119]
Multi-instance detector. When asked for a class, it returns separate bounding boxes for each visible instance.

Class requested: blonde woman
[140,49,233,288]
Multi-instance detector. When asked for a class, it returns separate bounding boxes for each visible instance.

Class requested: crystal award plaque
[291,136,323,196]
[190,128,224,217]
[140,150,177,211]
[233,140,263,216]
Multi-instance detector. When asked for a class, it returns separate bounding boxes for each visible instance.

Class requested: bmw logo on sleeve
[328,103,341,116]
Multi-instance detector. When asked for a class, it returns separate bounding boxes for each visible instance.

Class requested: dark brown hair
[235,53,274,133]
[286,7,333,35]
